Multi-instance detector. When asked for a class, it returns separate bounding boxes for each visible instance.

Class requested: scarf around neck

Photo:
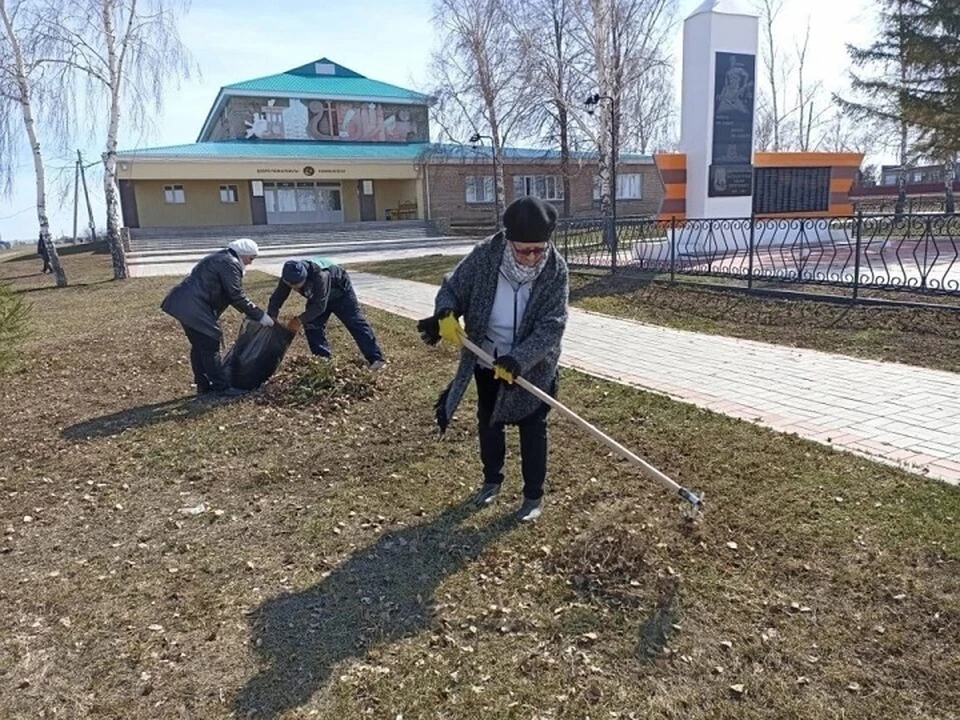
[501,238,549,286]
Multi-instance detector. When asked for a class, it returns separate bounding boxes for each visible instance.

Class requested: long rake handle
[459,335,701,509]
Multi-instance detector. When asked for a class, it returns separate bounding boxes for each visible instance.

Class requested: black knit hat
[502,196,558,244]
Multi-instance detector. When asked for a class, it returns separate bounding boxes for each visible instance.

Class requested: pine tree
[836,0,918,218]
[899,0,959,213]
[900,0,960,156]
[0,280,29,373]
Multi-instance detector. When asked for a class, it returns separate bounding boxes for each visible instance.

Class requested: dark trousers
[181,324,228,393]
[304,273,385,363]
[475,367,550,500]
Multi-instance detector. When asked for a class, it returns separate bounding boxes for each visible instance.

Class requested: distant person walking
[37,234,51,274]
[161,238,273,398]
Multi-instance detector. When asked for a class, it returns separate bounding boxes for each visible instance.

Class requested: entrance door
[359,180,376,221]
[263,182,344,224]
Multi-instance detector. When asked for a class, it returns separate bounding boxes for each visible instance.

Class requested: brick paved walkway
[349,273,960,486]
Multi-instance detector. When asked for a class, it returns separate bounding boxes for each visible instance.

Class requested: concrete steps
[128,234,474,265]
[128,220,440,253]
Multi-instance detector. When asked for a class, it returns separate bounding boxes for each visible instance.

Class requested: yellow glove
[493,355,521,384]
[438,312,463,347]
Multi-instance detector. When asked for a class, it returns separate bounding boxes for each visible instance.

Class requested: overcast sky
[0,0,876,242]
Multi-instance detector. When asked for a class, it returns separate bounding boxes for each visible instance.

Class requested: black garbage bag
[223,319,297,391]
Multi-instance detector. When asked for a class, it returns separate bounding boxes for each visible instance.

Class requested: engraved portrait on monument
[710,51,757,197]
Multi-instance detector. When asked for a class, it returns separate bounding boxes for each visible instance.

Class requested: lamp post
[586,93,617,270]
[469,132,501,229]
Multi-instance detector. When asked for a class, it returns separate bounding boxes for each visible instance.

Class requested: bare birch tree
[571,0,613,217]
[821,108,877,155]
[431,0,527,222]
[507,0,587,217]
[570,0,676,216]
[622,56,674,154]
[754,0,790,152]
[51,0,194,280]
[793,18,831,152]
[0,0,69,286]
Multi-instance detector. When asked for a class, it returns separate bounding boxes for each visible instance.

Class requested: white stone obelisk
[680,0,759,219]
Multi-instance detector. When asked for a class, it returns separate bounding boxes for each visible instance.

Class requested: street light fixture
[468,132,501,228]
[585,93,618,269]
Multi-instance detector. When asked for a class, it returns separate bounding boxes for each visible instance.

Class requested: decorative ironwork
[556,213,960,298]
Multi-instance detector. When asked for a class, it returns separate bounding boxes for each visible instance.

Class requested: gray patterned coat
[433,232,569,431]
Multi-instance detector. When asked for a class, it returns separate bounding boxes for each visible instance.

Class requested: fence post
[921,216,931,290]
[747,215,756,290]
[610,216,618,274]
[852,210,863,301]
[670,216,677,283]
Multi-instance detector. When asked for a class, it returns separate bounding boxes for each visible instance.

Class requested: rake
[458,334,705,522]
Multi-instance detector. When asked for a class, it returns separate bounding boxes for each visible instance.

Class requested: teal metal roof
[117,140,652,164]
[222,57,429,103]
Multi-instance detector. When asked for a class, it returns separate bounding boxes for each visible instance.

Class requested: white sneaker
[517,497,543,522]
[369,360,386,371]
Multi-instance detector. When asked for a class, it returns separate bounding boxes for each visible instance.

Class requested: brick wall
[426,160,662,223]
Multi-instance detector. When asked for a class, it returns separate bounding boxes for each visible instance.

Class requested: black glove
[416,310,456,346]
[493,354,522,384]
[416,315,441,345]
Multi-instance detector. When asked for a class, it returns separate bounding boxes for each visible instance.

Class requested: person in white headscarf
[161,238,273,398]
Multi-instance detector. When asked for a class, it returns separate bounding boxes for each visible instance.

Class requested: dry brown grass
[1,248,957,719]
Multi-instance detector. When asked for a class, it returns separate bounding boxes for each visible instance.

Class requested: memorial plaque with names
[753,167,831,213]
[711,51,756,168]
[709,164,754,197]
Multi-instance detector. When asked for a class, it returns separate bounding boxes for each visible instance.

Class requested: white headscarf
[227,238,259,257]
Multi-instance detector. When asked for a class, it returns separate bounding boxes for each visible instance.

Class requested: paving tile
[342,273,960,487]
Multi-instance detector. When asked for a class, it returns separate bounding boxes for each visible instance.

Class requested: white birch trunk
[0,0,67,287]
[592,0,612,218]
[102,0,128,279]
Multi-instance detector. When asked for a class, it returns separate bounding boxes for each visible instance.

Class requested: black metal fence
[556,214,960,300]
[852,196,952,216]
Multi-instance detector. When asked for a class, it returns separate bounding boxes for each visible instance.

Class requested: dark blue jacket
[267,260,345,327]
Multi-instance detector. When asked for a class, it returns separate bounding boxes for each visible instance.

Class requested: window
[513,175,564,201]
[275,182,298,212]
[164,185,185,204]
[465,175,495,203]
[296,182,318,212]
[618,173,643,199]
[262,181,343,216]
[219,185,239,204]
[593,174,643,200]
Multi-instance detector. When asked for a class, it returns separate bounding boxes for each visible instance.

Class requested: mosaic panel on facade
[208,96,429,143]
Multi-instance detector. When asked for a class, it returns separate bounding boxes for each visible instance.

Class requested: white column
[680,0,759,219]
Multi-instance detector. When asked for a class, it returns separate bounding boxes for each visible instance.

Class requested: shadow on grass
[1,272,47,281]
[636,577,680,663]
[3,241,109,263]
[233,504,517,719]
[15,279,113,295]
[62,396,217,440]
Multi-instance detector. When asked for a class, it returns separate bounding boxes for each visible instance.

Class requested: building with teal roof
[116,58,659,231]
